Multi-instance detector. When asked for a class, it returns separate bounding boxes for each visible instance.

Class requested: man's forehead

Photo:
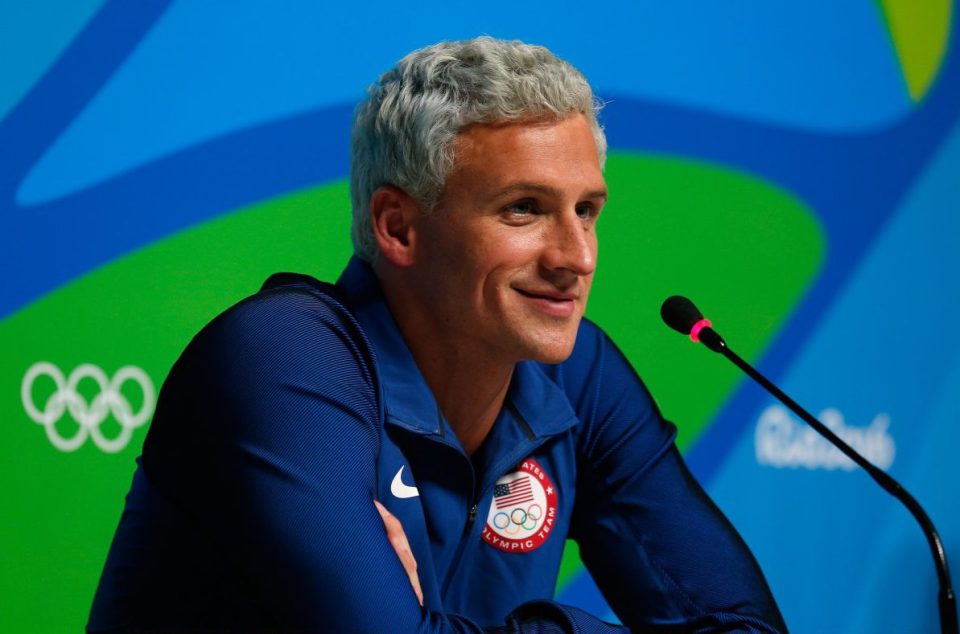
[448,115,605,192]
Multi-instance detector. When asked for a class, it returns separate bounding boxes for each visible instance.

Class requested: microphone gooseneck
[661,295,957,634]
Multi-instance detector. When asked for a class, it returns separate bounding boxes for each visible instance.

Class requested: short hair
[349,36,607,263]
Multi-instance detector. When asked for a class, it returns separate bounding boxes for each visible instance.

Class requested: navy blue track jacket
[88,257,786,633]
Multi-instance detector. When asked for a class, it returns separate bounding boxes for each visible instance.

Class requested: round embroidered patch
[482,457,558,553]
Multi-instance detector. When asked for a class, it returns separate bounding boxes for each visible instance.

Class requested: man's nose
[540,211,597,277]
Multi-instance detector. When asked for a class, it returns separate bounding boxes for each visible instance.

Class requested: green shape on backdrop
[557,152,823,590]
[877,0,953,101]
[0,153,822,630]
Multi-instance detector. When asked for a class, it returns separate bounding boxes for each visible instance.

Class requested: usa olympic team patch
[482,458,557,553]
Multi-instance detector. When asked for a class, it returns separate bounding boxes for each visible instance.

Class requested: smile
[514,288,578,318]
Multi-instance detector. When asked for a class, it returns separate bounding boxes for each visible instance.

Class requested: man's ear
[370,185,420,267]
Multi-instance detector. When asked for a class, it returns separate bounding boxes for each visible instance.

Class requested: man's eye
[506,201,537,215]
[576,204,596,219]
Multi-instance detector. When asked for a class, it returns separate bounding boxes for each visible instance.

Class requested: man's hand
[374,500,424,606]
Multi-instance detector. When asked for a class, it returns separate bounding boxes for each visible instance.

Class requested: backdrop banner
[2,2,957,632]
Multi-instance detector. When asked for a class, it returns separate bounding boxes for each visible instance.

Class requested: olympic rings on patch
[490,501,546,536]
[21,362,155,453]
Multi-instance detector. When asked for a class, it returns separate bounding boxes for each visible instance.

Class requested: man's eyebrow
[486,182,609,203]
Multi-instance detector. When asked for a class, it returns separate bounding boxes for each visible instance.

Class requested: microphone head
[660,295,704,335]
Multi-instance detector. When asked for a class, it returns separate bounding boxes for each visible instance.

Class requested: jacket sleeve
[126,287,630,634]
[558,321,787,633]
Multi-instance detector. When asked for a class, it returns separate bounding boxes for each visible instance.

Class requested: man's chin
[522,337,578,366]
[503,317,582,365]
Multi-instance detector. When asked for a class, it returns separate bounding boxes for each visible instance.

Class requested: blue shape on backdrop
[0,0,105,121]
[17,0,906,205]
[3,0,936,327]
[706,117,960,634]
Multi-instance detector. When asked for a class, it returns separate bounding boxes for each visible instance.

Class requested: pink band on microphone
[690,319,712,343]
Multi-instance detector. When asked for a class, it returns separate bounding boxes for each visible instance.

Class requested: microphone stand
[696,328,957,634]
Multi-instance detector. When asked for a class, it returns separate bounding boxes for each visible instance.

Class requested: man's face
[411,114,606,365]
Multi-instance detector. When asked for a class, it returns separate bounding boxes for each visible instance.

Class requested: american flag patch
[494,476,534,508]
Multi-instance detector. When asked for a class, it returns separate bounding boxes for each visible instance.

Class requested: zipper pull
[468,504,478,523]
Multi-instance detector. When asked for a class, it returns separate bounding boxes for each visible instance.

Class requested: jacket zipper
[440,470,479,597]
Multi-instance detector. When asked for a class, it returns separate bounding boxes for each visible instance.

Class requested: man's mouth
[514,287,579,317]
[515,288,578,301]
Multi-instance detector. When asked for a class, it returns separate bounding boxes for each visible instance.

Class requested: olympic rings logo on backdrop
[21,362,156,453]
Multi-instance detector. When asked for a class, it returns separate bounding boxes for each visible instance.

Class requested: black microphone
[660,295,726,353]
[661,295,957,634]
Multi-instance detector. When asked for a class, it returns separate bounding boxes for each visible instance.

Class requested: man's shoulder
[244,271,351,323]
[259,271,339,297]
[175,272,377,389]
[207,272,360,342]
[139,273,383,533]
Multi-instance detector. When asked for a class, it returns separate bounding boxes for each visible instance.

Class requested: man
[89,37,786,632]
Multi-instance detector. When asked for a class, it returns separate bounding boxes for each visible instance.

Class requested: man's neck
[378,276,513,456]
[416,351,512,456]
[400,323,513,455]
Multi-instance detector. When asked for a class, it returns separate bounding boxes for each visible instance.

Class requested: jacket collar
[335,257,578,442]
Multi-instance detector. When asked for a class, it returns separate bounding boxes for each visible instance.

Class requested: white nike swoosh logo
[390,465,420,499]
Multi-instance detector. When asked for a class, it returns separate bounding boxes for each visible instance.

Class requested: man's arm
[140,287,443,631]
[558,321,787,633]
